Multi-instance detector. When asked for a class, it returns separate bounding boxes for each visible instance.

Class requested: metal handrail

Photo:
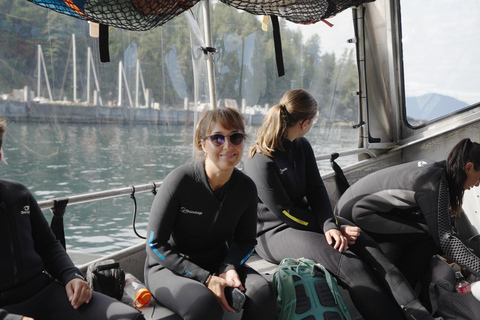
[38,181,163,210]
[315,147,376,161]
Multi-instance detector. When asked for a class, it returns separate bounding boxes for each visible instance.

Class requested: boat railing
[37,181,162,250]
[315,147,377,161]
[37,148,371,250]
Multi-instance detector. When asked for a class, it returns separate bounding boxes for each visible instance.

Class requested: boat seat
[79,247,361,320]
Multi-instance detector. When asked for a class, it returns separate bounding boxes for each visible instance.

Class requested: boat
[3,0,480,319]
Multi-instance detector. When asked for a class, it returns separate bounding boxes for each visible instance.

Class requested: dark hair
[193,107,246,158]
[446,138,480,215]
[249,89,317,158]
[0,116,6,150]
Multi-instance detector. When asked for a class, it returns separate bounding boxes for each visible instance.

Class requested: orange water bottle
[124,273,152,308]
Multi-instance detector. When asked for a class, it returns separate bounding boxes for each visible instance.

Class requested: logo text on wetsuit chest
[21,205,30,215]
[180,207,203,215]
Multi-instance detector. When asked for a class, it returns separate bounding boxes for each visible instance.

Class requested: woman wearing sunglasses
[243,89,434,320]
[144,107,276,320]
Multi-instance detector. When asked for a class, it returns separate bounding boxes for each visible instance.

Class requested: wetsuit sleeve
[246,153,322,232]
[302,140,338,232]
[421,175,480,276]
[219,179,257,273]
[146,171,210,283]
[28,189,85,285]
[0,310,22,320]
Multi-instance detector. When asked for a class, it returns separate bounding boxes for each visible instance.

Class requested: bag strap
[273,260,299,320]
[314,262,351,320]
[95,262,120,272]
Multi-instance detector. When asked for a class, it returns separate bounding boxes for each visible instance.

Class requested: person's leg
[367,230,438,288]
[145,266,223,320]
[256,227,406,320]
[236,265,276,320]
[342,222,433,320]
[3,281,144,320]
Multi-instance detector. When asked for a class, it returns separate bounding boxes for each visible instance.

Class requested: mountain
[406,93,469,122]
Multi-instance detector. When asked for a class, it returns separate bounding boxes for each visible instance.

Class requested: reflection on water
[1,120,359,260]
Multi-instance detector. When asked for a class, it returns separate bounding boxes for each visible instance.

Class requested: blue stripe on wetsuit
[240,248,255,265]
[149,231,165,260]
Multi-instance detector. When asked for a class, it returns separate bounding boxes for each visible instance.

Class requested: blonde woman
[145,107,276,320]
[244,89,433,320]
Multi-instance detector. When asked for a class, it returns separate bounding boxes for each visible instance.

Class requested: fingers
[67,279,92,309]
[340,225,361,245]
[325,229,348,252]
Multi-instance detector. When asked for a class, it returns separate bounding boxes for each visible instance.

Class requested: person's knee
[338,255,372,287]
[185,293,223,320]
[243,282,276,319]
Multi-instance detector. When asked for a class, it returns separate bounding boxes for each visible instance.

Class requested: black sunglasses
[203,132,245,146]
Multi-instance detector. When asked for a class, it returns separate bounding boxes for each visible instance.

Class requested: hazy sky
[285,9,355,56]
[400,0,480,105]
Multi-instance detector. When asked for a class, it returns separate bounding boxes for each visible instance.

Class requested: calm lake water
[1,120,359,262]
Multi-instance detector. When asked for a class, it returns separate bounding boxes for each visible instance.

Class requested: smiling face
[201,122,245,175]
[464,162,480,190]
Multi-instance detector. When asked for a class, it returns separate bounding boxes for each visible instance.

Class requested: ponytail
[248,89,318,158]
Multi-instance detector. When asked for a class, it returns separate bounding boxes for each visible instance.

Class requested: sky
[285,9,356,56]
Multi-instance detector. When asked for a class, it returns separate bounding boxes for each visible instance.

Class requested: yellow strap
[262,16,269,32]
[282,210,309,226]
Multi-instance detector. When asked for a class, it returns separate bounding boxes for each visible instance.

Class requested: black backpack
[86,259,125,300]
[421,255,480,320]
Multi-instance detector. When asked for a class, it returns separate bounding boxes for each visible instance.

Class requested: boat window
[209,3,360,171]
[0,1,359,261]
[401,0,480,126]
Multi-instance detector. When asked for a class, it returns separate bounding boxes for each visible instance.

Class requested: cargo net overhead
[219,0,374,24]
[27,0,200,31]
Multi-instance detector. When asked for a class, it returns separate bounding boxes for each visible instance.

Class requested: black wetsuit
[145,161,276,320]
[0,179,144,320]
[335,160,480,284]
[244,138,432,320]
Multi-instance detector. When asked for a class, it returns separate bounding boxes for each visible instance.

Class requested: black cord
[151,181,157,196]
[130,185,146,239]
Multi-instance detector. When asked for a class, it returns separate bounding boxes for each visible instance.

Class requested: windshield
[0,0,359,260]
[401,0,480,126]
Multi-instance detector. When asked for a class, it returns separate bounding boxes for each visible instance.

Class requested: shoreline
[0,100,266,126]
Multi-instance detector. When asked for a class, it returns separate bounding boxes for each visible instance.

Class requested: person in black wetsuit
[145,107,276,320]
[244,89,434,320]
[0,116,145,320]
[335,138,480,288]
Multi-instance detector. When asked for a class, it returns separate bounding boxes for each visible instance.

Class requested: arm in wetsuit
[245,138,338,233]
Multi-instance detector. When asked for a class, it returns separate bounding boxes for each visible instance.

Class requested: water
[1,120,359,261]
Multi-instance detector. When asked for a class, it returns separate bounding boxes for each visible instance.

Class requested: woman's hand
[325,228,349,252]
[65,278,92,309]
[220,269,244,291]
[205,271,238,312]
[340,225,361,245]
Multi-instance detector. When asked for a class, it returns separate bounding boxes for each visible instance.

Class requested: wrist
[205,274,212,287]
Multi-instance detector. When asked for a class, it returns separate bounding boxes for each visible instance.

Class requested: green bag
[272,258,351,320]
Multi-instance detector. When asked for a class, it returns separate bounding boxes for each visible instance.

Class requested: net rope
[27,0,374,31]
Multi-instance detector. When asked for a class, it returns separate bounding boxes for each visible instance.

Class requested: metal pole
[118,61,123,106]
[202,0,216,109]
[73,34,77,102]
[87,47,91,104]
[135,59,140,108]
[37,44,41,98]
